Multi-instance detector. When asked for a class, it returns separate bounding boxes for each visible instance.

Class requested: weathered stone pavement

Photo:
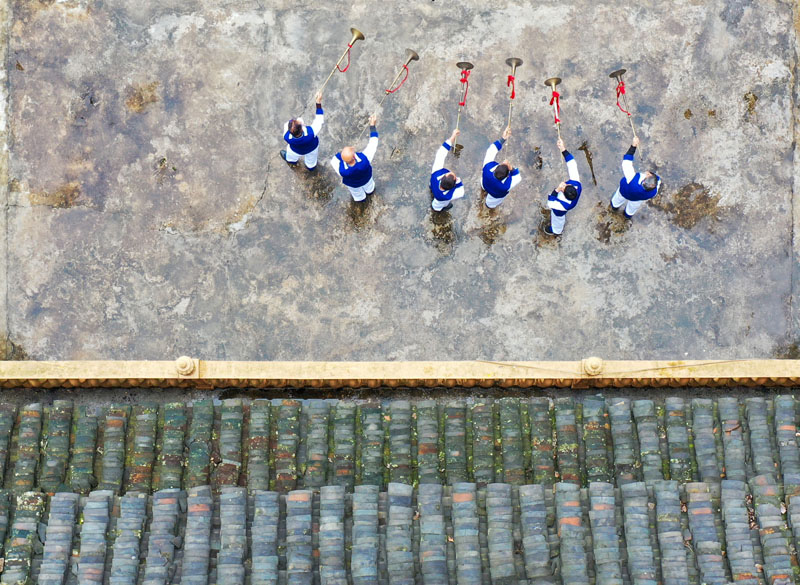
[1,0,799,360]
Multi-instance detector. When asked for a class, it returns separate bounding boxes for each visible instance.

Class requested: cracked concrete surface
[2,0,799,360]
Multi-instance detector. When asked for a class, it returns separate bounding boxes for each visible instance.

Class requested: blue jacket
[547,151,582,216]
[430,141,464,202]
[283,106,324,155]
[619,149,660,201]
[331,129,379,188]
[482,140,520,198]
[335,152,373,188]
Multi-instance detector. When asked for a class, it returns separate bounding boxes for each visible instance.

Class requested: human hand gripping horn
[452,61,474,156]
[316,27,366,98]
[357,48,420,140]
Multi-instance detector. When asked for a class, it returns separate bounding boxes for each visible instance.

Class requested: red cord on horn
[615,80,631,116]
[459,69,470,107]
[386,65,409,94]
[336,43,354,73]
[507,75,516,99]
[550,91,561,124]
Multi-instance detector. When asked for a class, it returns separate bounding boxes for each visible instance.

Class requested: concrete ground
[0,0,798,361]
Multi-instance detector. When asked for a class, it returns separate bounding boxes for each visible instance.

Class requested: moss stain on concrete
[125,82,159,114]
[651,183,723,230]
[27,182,81,208]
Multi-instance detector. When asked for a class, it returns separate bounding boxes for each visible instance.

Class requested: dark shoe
[540,221,560,237]
[441,203,454,212]
[280,150,296,164]
[306,165,317,171]
[610,200,621,212]
[365,190,374,197]
[623,211,634,220]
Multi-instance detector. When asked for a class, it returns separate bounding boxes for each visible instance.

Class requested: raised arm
[329,155,341,174]
[310,106,324,135]
[484,140,502,165]
[622,137,639,181]
[564,152,580,183]
[363,115,379,162]
[363,132,379,163]
[432,141,451,174]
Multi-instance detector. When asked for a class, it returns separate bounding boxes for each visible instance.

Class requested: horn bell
[609,68,627,79]
[505,57,523,68]
[544,77,562,88]
[405,49,420,63]
[350,27,366,43]
[456,61,474,71]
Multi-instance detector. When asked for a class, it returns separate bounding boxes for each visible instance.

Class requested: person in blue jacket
[330,115,379,202]
[481,126,520,209]
[281,93,324,170]
[611,136,661,218]
[430,128,465,212]
[542,138,582,236]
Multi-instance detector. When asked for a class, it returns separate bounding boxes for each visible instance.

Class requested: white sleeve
[329,156,341,175]
[450,185,465,201]
[547,197,568,212]
[509,171,521,190]
[284,121,290,133]
[622,158,636,182]
[431,143,449,174]
[566,158,580,183]
[483,143,499,166]
[310,112,324,134]
[363,136,379,163]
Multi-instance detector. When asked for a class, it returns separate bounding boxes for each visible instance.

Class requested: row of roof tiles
[0,395,797,496]
[0,477,798,585]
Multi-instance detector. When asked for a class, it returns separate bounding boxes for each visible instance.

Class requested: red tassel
[459,69,470,107]
[336,44,353,73]
[615,80,631,116]
[386,65,409,94]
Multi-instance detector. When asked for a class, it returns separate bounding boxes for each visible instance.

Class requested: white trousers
[431,198,452,211]
[485,193,506,209]
[611,188,644,217]
[346,178,375,202]
[550,211,566,234]
[285,145,319,169]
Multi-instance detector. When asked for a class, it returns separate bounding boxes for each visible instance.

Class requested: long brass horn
[379,49,420,107]
[544,77,562,139]
[357,48,421,139]
[609,68,637,139]
[317,27,366,96]
[452,61,474,156]
[609,67,641,156]
[404,49,420,65]
[505,57,523,128]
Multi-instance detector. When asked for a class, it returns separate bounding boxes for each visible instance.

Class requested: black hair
[439,175,456,191]
[289,119,304,138]
[563,184,578,201]
[493,164,510,181]
[642,174,658,191]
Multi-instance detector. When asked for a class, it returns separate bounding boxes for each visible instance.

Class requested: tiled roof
[0,395,799,583]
